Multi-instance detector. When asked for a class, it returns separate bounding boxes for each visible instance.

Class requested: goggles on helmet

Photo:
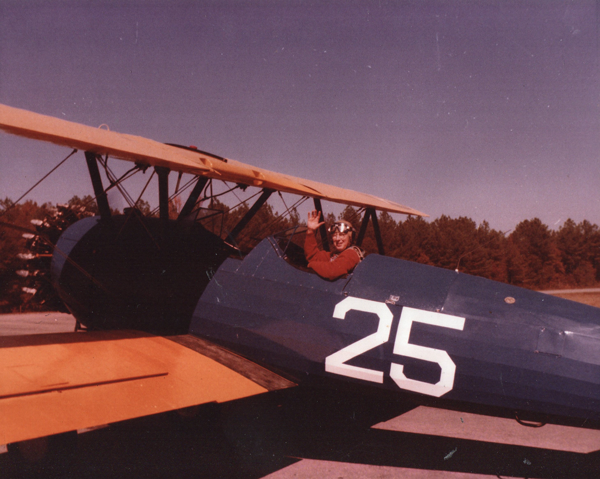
[328,222,354,235]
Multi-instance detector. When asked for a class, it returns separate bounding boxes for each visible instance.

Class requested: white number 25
[325,296,465,398]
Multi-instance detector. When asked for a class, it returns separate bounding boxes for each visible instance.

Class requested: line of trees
[348,209,600,290]
[2,196,600,313]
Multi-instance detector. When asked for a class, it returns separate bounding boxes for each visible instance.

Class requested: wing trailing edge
[0,103,427,216]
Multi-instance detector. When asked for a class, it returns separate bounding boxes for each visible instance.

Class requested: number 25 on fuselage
[326,296,465,398]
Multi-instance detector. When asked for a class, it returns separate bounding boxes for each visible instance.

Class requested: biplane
[1,104,599,469]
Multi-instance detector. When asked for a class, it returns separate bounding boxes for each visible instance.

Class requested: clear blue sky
[1,0,598,232]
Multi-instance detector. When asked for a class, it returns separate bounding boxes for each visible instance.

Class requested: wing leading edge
[0,103,426,216]
[0,330,295,445]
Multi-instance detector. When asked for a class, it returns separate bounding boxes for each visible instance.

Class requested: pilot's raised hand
[307,210,324,233]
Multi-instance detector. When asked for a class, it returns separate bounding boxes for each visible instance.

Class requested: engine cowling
[51,213,233,334]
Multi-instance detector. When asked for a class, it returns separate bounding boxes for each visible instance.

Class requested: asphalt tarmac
[1,312,599,478]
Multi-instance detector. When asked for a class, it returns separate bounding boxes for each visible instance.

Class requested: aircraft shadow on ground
[2,386,599,478]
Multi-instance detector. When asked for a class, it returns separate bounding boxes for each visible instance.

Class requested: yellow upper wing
[0,104,426,216]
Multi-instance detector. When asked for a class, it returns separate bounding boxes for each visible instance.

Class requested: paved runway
[0,312,77,335]
[2,312,599,478]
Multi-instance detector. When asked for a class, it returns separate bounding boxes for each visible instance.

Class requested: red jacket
[304,232,361,280]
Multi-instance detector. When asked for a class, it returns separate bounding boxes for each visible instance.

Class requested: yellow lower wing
[0,331,294,445]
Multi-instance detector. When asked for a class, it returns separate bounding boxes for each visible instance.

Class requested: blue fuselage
[192,237,600,422]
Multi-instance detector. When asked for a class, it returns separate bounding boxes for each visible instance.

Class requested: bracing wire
[97,156,137,209]
[0,149,78,219]
[134,170,156,210]
[149,175,199,217]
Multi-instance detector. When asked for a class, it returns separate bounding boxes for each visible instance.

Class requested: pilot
[304,210,363,280]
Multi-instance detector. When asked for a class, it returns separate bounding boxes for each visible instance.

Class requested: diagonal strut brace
[84,151,111,219]
[228,188,274,243]
[356,208,385,255]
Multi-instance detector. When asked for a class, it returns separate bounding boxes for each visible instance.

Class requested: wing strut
[228,188,274,243]
[371,208,385,255]
[313,198,330,252]
[356,208,385,255]
[85,152,111,219]
[156,166,170,226]
[178,176,209,221]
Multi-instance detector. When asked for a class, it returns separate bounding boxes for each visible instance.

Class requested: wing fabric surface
[0,331,294,445]
[0,104,426,216]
